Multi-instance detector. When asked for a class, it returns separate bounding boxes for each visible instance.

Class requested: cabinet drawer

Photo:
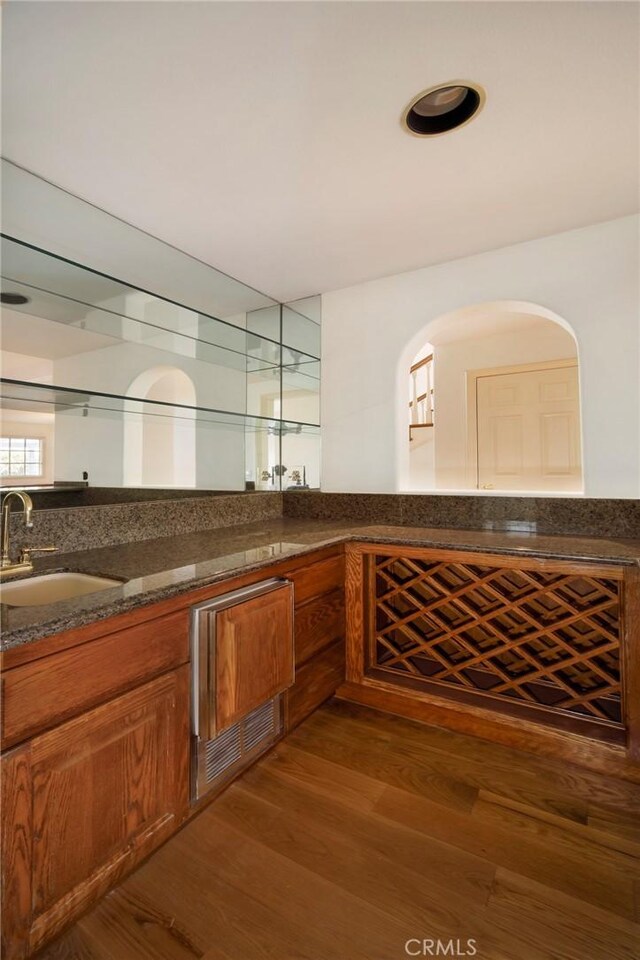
[285,639,345,731]
[2,610,189,748]
[290,555,345,607]
[295,589,345,666]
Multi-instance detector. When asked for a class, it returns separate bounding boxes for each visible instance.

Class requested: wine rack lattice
[371,555,622,727]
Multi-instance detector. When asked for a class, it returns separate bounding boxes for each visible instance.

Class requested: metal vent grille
[205,725,242,782]
[194,696,282,800]
[244,699,280,751]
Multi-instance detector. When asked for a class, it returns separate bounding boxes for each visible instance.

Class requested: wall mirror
[0,161,321,500]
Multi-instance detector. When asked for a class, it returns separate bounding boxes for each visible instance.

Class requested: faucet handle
[19,545,57,563]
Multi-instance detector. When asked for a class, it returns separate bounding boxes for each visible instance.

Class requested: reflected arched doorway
[399,301,583,493]
[123,366,197,487]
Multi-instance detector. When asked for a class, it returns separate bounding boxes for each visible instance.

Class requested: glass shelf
[1,236,317,373]
[0,379,320,434]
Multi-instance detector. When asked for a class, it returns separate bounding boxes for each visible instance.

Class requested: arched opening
[123,366,197,487]
[398,301,583,494]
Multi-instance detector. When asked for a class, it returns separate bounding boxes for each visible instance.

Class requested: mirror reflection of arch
[123,366,197,488]
[400,301,583,494]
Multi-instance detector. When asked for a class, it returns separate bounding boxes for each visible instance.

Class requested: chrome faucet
[0,490,56,581]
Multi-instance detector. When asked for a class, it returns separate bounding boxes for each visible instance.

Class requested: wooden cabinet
[2,609,189,749]
[286,639,345,731]
[340,543,640,781]
[1,667,190,959]
[214,584,294,734]
[0,544,347,958]
[285,554,346,730]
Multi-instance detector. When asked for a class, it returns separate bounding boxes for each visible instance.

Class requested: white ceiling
[2,2,638,302]
[0,309,115,359]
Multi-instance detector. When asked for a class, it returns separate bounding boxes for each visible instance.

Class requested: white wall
[408,428,435,491]
[53,340,246,488]
[433,321,577,490]
[322,216,640,497]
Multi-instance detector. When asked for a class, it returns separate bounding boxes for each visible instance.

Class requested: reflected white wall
[124,366,196,487]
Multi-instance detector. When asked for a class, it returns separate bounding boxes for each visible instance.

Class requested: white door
[476,364,582,492]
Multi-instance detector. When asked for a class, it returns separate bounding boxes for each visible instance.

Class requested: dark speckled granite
[284,492,640,539]
[283,492,403,524]
[4,486,254,511]
[8,492,283,554]
[2,518,639,651]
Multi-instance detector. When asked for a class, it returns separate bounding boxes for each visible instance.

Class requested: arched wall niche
[123,365,197,487]
[396,300,582,493]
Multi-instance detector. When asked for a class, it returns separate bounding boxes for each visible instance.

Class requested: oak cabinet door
[214,585,294,734]
[1,743,31,959]
[2,667,190,958]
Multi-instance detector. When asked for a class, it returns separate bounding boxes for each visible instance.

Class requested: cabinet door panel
[295,589,345,666]
[28,667,189,952]
[289,556,345,606]
[1,744,32,959]
[285,639,345,731]
[214,585,294,734]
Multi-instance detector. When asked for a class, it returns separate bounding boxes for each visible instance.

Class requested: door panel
[214,584,294,733]
[477,364,582,491]
[492,415,524,477]
[541,412,576,476]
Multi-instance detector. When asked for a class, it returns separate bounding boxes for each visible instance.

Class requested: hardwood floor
[37,699,640,960]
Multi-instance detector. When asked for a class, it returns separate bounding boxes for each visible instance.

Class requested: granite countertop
[2,518,640,651]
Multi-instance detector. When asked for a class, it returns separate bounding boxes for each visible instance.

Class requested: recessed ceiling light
[403,81,485,137]
[0,292,30,305]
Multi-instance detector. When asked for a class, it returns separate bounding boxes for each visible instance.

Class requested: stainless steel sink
[0,571,123,606]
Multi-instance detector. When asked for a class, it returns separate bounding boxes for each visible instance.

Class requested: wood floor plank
[36,928,103,960]
[303,704,619,824]
[249,738,387,813]
[291,707,589,821]
[237,745,496,903]
[588,802,640,847]
[218,764,616,960]
[220,767,496,910]
[476,788,640,859]
[287,716,480,812]
[161,806,414,960]
[373,782,637,920]
[72,888,206,960]
[205,789,544,960]
[473,791,640,883]
[324,699,640,815]
[486,869,640,960]
[116,830,371,960]
[472,794,640,883]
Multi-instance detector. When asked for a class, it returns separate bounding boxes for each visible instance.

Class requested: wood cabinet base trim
[336,679,640,784]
